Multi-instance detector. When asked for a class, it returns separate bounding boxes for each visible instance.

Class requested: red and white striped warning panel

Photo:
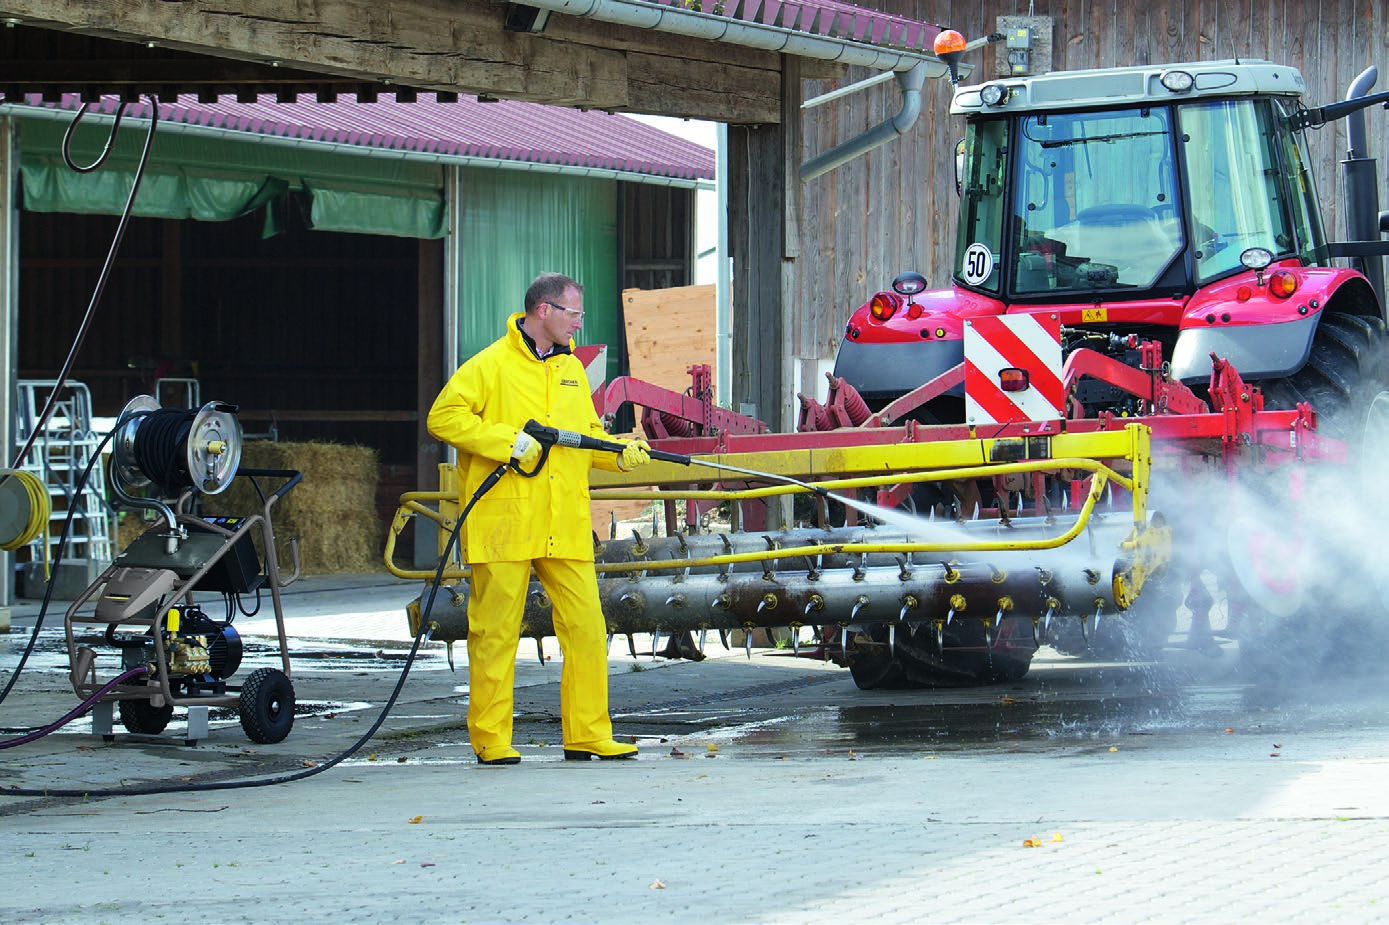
[964,314,1065,424]
[574,344,609,413]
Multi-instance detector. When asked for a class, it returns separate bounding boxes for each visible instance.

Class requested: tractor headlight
[1160,69,1195,93]
[980,84,1010,106]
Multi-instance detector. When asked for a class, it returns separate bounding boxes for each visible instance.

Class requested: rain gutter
[520,0,947,73]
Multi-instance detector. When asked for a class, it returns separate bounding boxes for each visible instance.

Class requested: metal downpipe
[799,61,928,182]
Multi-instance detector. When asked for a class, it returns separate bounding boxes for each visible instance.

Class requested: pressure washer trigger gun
[521,419,694,465]
[509,429,551,478]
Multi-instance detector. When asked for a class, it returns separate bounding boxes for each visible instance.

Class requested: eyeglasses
[544,301,584,321]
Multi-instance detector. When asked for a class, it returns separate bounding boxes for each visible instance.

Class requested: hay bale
[202,441,382,575]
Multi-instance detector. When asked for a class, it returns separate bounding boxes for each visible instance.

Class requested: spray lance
[517,419,834,498]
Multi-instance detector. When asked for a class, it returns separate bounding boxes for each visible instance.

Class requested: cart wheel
[119,693,173,735]
[238,667,295,744]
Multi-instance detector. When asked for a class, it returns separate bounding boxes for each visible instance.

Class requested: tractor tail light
[1268,270,1298,299]
[869,293,900,321]
[999,367,1030,392]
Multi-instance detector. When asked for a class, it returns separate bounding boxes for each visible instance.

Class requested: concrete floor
[3,573,1388,924]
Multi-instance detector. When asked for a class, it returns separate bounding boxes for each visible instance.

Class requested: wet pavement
[3,573,1389,923]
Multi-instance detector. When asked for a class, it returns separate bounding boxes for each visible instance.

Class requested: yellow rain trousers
[427,312,623,752]
[467,558,612,750]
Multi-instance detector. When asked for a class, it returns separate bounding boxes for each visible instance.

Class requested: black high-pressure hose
[0,96,160,722]
[0,425,680,795]
[0,462,509,798]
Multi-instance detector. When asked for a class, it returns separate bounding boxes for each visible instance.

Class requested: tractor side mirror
[954,138,966,197]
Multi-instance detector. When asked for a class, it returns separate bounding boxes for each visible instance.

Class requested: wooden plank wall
[622,285,718,392]
[794,0,1389,383]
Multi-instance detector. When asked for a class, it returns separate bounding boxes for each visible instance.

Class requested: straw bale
[202,440,382,575]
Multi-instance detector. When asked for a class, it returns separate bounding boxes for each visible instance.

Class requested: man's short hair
[525,272,583,313]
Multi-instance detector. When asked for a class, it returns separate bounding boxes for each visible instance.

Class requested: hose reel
[0,468,50,551]
[111,395,242,497]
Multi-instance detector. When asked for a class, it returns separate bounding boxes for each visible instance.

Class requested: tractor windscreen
[1006,107,1181,294]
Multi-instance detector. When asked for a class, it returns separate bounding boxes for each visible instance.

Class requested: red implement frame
[605,344,1338,466]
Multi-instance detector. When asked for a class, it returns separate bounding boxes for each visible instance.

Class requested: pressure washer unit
[63,395,304,745]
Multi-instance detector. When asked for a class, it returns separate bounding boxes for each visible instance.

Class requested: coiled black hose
[130,408,198,494]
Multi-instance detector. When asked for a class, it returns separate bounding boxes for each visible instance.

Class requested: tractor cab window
[953,118,1008,293]
[1010,107,1181,295]
[1181,99,1297,283]
[1272,97,1329,266]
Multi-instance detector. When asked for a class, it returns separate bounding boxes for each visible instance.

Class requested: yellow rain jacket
[427,312,621,563]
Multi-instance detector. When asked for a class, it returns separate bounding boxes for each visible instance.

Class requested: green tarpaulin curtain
[456,167,620,380]
[16,116,446,239]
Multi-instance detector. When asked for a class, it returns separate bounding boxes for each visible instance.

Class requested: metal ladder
[14,380,116,584]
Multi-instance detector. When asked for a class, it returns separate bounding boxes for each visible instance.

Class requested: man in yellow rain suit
[428,272,650,765]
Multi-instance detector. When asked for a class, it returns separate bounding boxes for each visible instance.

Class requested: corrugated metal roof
[8,94,716,183]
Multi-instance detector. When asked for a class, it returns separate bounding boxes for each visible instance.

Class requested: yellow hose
[0,468,51,553]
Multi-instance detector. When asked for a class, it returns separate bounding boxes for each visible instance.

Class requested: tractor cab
[951,62,1325,304]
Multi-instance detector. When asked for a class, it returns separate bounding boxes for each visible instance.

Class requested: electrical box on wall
[995,15,1053,77]
[1006,26,1032,74]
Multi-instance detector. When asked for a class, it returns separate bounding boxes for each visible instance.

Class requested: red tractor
[823,58,1389,674]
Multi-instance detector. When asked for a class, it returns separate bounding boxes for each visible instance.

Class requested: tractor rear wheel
[1260,311,1388,438]
[1238,311,1389,678]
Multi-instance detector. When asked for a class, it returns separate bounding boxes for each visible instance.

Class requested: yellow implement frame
[384,425,1162,607]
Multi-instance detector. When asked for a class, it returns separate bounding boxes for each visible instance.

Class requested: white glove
[511,431,541,466]
[618,439,651,471]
